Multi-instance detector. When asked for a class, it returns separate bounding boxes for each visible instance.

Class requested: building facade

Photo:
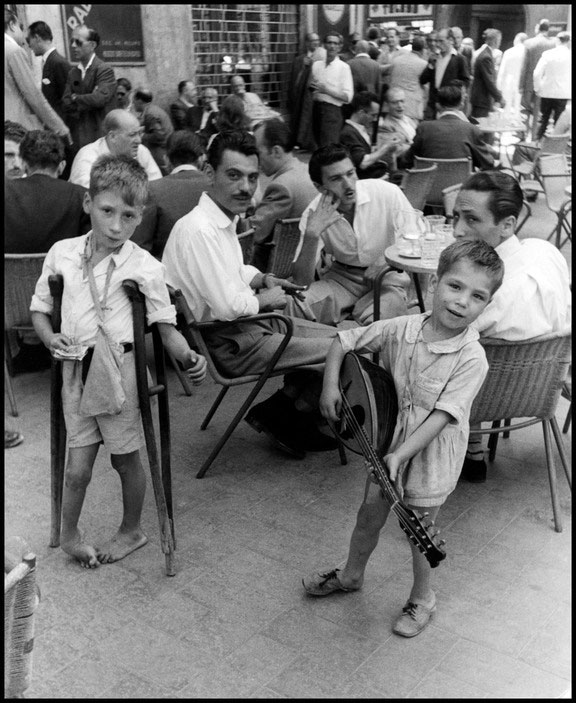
[12,4,572,116]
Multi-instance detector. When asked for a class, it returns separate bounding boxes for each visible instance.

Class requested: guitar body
[336,352,398,458]
[332,352,446,568]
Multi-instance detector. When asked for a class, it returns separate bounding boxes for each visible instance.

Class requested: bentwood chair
[400,163,437,211]
[5,538,40,699]
[538,154,572,249]
[414,156,472,213]
[48,275,177,576]
[469,331,572,533]
[169,285,346,478]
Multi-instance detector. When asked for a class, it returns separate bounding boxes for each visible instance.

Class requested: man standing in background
[4,9,71,140]
[533,32,571,140]
[519,19,556,140]
[62,24,116,153]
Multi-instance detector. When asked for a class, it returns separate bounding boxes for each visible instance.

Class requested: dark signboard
[317,5,351,42]
[63,4,144,63]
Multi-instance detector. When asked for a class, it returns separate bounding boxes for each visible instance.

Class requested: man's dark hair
[19,130,64,170]
[366,27,380,41]
[178,80,192,95]
[323,31,343,44]
[134,88,153,103]
[350,91,379,114]
[4,121,27,143]
[28,20,53,41]
[308,143,352,184]
[538,19,550,33]
[411,35,426,53]
[461,171,523,222]
[206,129,259,170]
[255,118,293,152]
[437,84,463,109]
[167,130,205,167]
[117,77,132,92]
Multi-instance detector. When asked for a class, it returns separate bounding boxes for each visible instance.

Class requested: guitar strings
[339,395,417,537]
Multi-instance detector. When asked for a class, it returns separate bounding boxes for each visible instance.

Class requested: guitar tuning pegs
[421,512,429,518]
[438,539,446,546]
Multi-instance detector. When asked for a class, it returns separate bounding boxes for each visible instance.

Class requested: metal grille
[191,4,300,110]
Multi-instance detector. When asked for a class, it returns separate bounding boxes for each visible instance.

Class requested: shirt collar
[355,52,370,58]
[78,52,96,72]
[345,119,371,142]
[82,231,133,267]
[495,234,520,256]
[405,312,480,352]
[438,110,469,122]
[200,192,239,231]
[42,46,56,62]
[171,164,198,174]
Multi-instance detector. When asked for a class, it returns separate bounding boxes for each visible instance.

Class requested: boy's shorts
[61,352,144,454]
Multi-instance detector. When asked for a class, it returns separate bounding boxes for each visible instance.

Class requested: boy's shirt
[31,232,176,346]
[337,313,489,505]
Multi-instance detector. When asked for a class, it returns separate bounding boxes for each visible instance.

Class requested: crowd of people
[4,8,571,640]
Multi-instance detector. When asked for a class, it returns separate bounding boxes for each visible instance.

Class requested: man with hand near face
[291,143,412,326]
[162,130,339,460]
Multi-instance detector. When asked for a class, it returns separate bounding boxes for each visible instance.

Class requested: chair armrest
[372,266,396,323]
[48,274,64,334]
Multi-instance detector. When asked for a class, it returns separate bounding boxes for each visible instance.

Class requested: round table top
[385,245,438,274]
[475,118,526,134]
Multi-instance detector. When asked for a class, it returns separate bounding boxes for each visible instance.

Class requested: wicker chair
[413,156,472,212]
[169,285,346,477]
[5,539,40,699]
[469,331,572,533]
[237,228,255,264]
[508,134,571,182]
[4,253,47,417]
[399,163,437,211]
[265,218,302,278]
[538,154,571,248]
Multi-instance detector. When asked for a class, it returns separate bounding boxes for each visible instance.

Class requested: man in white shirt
[453,170,571,481]
[291,142,412,326]
[162,130,339,459]
[69,109,162,189]
[310,32,354,147]
[533,32,571,140]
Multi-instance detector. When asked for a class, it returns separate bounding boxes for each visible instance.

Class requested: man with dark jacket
[419,27,470,119]
[470,28,505,118]
[26,21,71,119]
[5,129,90,253]
[400,84,496,171]
[131,130,210,259]
[62,25,116,153]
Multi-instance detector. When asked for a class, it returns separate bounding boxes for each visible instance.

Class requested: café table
[475,116,526,166]
[384,244,438,313]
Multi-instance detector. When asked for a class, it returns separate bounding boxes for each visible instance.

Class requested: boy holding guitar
[303,239,504,638]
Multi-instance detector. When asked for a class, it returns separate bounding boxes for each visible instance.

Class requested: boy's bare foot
[61,531,101,569]
[98,528,148,563]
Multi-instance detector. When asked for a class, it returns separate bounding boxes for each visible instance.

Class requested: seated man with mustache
[291,142,412,326]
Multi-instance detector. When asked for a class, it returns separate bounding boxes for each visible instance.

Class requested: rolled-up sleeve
[138,258,177,326]
[30,247,59,315]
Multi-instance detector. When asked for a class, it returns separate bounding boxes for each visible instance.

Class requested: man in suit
[339,91,397,180]
[451,26,473,74]
[170,80,197,130]
[388,35,428,123]
[249,118,318,271]
[288,32,326,151]
[470,28,505,119]
[5,129,90,253]
[519,19,556,137]
[420,27,470,119]
[186,86,219,144]
[131,130,210,259]
[4,9,70,139]
[131,87,174,175]
[26,20,74,179]
[400,84,496,171]
[26,21,71,119]
[62,25,116,154]
[347,40,381,96]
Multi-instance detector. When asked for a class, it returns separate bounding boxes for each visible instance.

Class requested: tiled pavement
[5,186,571,699]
